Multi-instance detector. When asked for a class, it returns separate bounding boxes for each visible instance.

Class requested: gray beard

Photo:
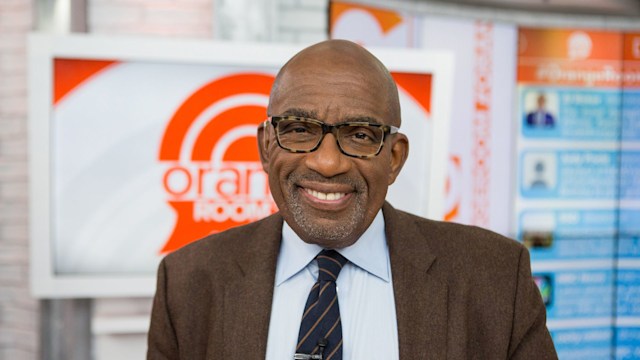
[286,173,367,246]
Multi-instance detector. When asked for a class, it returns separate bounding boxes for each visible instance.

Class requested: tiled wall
[0,0,38,359]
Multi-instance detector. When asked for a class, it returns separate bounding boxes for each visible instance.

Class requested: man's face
[258,48,408,249]
[537,95,546,109]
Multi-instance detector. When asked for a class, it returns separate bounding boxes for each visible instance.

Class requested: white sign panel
[28,34,452,297]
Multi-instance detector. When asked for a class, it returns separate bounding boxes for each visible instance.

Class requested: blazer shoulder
[399,208,521,246]
[392,208,526,271]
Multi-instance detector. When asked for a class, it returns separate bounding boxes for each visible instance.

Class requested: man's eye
[280,122,310,134]
[353,132,371,140]
[344,126,378,143]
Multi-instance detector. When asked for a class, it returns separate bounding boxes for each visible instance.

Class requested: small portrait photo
[522,231,554,249]
[522,152,557,190]
[520,211,555,249]
[533,273,554,307]
[523,91,558,129]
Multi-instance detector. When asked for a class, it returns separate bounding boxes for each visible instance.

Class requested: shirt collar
[275,210,389,286]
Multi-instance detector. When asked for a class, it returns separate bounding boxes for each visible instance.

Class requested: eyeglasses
[265,116,399,158]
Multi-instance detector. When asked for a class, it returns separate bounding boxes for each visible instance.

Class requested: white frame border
[28,33,453,298]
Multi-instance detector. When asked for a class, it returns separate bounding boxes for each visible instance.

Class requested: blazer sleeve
[147,258,179,360]
[508,247,558,359]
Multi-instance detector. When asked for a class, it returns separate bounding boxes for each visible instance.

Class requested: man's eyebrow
[342,115,383,125]
[278,110,383,125]
[280,108,318,119]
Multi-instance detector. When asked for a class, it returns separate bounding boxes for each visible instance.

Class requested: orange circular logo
[158,73,278,253]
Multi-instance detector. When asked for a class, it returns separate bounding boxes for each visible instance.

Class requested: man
[525,93,556,128]
[147,40,558,359]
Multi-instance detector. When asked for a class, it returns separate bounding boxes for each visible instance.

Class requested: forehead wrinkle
[276,76,360,102]
[278,111,382,126]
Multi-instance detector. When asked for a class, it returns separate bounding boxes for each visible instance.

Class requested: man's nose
[304,133,352,177]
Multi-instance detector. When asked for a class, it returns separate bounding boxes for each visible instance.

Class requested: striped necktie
[295,249,348,360]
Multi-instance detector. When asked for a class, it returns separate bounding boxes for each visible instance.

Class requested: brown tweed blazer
[147,202,557,359]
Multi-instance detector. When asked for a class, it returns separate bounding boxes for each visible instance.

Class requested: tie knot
[316,250,348,282]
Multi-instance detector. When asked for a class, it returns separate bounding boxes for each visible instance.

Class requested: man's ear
[257,123,271,174]
[387,134,409,185]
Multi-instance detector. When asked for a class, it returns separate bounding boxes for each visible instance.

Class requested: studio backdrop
[28,34,453,298]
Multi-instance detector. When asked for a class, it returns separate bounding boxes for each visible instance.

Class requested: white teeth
[306,189,346,201]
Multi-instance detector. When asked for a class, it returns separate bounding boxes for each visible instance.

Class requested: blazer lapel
[221,214,283,359]
[383,203,448,359]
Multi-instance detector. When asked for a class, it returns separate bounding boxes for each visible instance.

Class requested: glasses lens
[276,119,322,151]
[337,125,384,157]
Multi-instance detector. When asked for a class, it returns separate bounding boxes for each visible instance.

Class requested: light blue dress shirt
[265,211,399,360]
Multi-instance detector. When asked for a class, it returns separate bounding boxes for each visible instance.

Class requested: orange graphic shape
[623,32,640,61]
[225,137,261,162]
[159,73,275,161]
[623,32,640,87]
[518,28,623,61]
[444,155,461,221]
[191,105,265,161]
[391,72,432,114]
[330,1,403,34]
[161,201,265,253]
[54,58,117,105]
[517,28,625,86]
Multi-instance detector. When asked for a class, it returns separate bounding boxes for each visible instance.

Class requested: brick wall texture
[88,0,214,37]
[0,0,38,359]
[276,0,328,43]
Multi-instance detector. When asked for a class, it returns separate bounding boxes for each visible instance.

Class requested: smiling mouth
[305,188,347,201]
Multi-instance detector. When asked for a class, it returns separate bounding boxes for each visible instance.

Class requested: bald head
[258,40,410,249]
[268,40,401,127]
